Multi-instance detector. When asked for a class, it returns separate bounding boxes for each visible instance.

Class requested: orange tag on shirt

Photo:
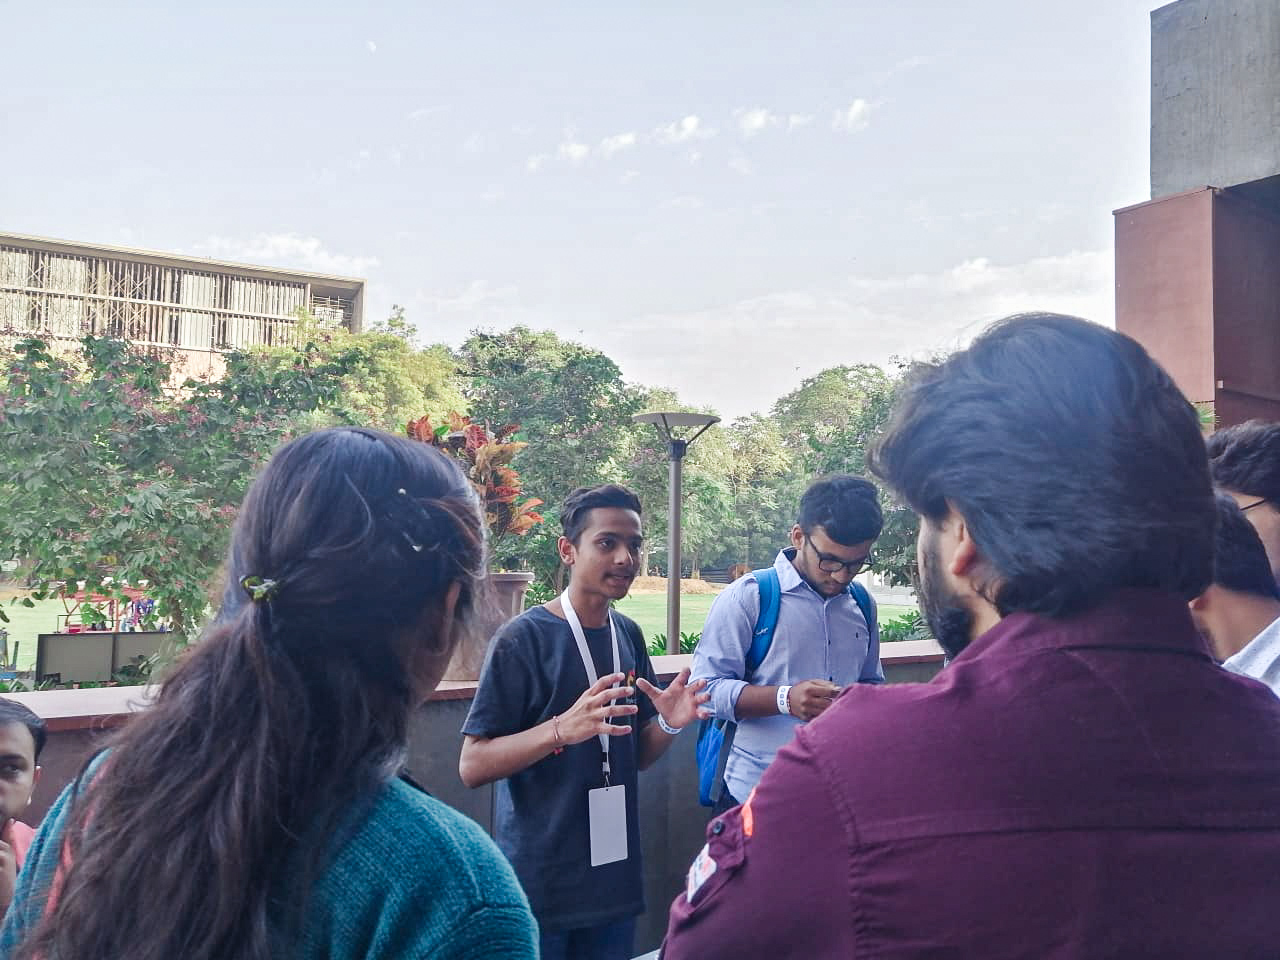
[741,787,756,838]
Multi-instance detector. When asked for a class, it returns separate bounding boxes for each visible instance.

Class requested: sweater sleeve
[425,904,539,960]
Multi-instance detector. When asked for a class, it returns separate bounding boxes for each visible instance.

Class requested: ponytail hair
[20,427,486,960]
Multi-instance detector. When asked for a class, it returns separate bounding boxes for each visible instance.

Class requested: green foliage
[457,327,647,584]
[647,631,701,657]
[879,609,931,643]
[0,334,367,642]
[793,362,920,586]
[247,307,468,431]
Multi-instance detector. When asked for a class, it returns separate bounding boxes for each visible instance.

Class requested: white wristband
[777,685,792,716]
[656,714,683,736]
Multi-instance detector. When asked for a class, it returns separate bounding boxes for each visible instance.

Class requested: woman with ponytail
[0,427,538,959]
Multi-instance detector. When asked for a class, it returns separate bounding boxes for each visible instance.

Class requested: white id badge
[587,785,628,867]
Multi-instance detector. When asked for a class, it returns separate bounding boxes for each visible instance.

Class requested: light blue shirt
[691,548,883,801]
[1223,615,1280,697]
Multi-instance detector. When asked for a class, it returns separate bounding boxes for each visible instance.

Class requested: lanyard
[560,590,621,784]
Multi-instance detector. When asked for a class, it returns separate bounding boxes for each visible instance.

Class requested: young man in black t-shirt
[460,484,709,960]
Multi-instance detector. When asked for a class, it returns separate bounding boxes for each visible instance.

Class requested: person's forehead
[581,507,643,537]
[0,722,36,762]
[808,527,873,557]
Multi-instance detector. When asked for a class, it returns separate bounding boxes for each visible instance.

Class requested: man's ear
[788,524,804,551]
[557,535,576,566]
[1188,589,1211,612]
[948,515,981,579]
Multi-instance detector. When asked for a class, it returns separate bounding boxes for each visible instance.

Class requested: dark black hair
[21,427,487,960]
[1210,492,1280,599]
[797,475,883,546]
[1207,420,1280,503]
[560,484,643,544]
[0,698,46,761]
[870,312,1214,618]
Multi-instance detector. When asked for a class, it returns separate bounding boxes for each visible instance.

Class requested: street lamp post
[633,412,720,655]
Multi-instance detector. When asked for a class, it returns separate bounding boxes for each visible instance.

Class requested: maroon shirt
[663,590,1280,958]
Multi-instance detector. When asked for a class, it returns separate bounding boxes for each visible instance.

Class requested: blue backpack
[695,567,875,806]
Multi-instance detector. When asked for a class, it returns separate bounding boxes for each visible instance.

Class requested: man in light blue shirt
[691,475,884,811]
[1191,492,1280,696]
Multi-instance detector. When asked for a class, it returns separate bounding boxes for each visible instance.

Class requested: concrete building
[1114,0,1280,426]
[0,231,365,379]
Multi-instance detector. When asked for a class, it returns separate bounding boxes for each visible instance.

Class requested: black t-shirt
[461,604,659,932]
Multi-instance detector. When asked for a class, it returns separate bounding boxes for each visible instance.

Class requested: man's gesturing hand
[557,673,638,744]
[636,668,711,731]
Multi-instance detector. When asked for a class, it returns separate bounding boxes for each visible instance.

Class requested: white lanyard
[560,590,621,784]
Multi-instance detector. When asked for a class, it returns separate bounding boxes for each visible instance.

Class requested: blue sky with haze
[1,1,1161,418]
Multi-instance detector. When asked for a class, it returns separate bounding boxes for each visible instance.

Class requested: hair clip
[394,489,425,552]
[240,575,280,604]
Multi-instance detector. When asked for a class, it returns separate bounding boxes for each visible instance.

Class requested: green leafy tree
[248,306,467,431]
[456,327,646,587]
[801,362,919,585]
[0,334,367,641]
[721,415,795,568]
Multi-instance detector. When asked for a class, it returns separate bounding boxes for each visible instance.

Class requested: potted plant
[407,414,545,679]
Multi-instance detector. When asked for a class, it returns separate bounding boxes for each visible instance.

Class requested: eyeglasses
[1241,498,1271,513]
[804,534,873,575]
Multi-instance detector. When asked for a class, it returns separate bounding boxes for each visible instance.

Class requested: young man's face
[788,524,874,598]
[562,507,644,601]
[1224,489,1280,584]
[0,722,39,823]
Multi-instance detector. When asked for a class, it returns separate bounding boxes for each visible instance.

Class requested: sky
[0,1,1162,420]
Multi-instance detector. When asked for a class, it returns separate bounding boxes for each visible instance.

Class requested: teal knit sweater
[0,776,537,959]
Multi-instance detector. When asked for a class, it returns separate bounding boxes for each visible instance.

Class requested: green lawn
[614,592,917,644]
[0,596,65,671]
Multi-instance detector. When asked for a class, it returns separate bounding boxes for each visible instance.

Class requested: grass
[0,592,66,671]
[614,592,917,644]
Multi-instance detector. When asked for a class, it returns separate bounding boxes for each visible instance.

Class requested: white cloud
[787,113,814,131]
[874,55,933,85]
[526,154,549,173]
[462,133,486,154]
[654,115,715,144]
[407,105,449,122]
[558,139,590,164]
[599,131,638,157]
[594,248,1114,419]
[388,148,403,166]
[688,149,703,165]
[729,156,753,176]
[366,40,377,54]
[832,99,873,133]
[190,234,380,278]
[481,185,504,204]
[735,107,780,138]
[662,196,705,210]
[620,169,641,185]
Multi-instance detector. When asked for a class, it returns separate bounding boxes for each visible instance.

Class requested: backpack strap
[746,567,782,675]
[849,580,883,683]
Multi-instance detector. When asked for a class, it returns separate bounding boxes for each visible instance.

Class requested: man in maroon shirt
[661,313,1280,959]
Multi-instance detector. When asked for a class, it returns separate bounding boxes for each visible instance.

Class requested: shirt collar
[953,588,1211,663]
[774,547,805,593]
[1223,614,1280,677]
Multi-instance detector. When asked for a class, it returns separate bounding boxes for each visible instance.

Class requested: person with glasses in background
[690,475,884,814]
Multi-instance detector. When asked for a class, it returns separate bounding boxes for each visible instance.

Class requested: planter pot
[443,571,535,682]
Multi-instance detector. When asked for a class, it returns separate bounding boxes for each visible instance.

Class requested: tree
[771,364,893,459]
[248,306,467,432]
[0,334,367,642]
[802,363,919,585]
[456,327,647,588]
[721,415,795,568]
